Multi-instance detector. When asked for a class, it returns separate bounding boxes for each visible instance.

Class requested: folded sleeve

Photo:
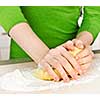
[78,6,100,40]
[0,6,27,33]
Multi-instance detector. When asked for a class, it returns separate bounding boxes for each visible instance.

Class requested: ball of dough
[33,68,61,80]
[33,47,81,81]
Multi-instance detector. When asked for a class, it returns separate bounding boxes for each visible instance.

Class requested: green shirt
[0,6,99,59]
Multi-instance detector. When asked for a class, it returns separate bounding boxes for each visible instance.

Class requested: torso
[11,6,81,59]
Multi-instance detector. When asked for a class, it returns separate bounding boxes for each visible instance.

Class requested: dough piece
[69,47,82,57]
[33,47,81,80]
[33,68,61,80]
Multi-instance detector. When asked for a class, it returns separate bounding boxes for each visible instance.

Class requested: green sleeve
[0,6,27,33]
[78,6,100,41]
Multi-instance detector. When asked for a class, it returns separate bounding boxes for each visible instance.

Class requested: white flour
[0,55,100,92]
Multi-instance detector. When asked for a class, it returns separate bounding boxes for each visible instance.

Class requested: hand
[62,39,94,73]
[62,39,84,51]
[62,30,94,50]
[38,46,82,82]
[75,46,94,73]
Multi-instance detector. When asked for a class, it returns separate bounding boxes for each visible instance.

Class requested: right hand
[38,46,82,82]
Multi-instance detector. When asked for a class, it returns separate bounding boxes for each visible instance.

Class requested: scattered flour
[0,55,100,92]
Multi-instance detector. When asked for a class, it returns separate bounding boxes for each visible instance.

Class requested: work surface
[0,54,100,94]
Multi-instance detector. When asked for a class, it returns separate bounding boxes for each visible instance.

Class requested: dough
[33,68,61,81]
[69,47,82,57]
[33,47,81,81]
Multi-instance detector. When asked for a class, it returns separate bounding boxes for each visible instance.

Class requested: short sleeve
[0,6,27,33]
[78,6,100,41]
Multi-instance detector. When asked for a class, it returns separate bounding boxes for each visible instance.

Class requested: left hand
[62,39,94,73]
[75,46,94,73]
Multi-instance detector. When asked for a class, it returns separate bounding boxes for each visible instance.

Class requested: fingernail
[77,75,80,79]
[55,77,59,81]
[73,75,78,80]
[64,79,70,83]
[75,71,78,75]
[71,73,78,80]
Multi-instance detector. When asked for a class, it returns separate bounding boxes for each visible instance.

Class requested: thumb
[72,39,84,49]
[62,40,74,50]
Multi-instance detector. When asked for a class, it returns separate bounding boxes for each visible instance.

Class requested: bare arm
[9,22,49,63]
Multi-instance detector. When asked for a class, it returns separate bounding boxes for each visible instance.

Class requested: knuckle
[49,59,59,68]
[44,53,51,59]
[49,49,55,54]
[57,46,65,51]
[39,59,45,66]
[49,48,60,55]
[56,46,62,52]
[66,40,73,44]
[78,39,83,44]
[72,39,77,42]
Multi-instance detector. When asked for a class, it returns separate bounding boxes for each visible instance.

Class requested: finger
[77,54,93,65]
[90,51,95,58]
[54,55,79,80]
[46,58,70,82]
[57,46,82,75]
[81,62,91,73]
[62,40,74,50]
[72,39,84,49]
[75,47,91,60]
[41,62,60,81]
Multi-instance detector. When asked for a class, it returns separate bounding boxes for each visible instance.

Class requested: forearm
[76,31,93,46]
[9,22,49,63]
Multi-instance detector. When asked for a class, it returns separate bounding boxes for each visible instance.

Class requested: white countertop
[0,54,100,94]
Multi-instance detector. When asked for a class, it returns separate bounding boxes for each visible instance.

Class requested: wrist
[76,31,93,46]
[36,47,50,64]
